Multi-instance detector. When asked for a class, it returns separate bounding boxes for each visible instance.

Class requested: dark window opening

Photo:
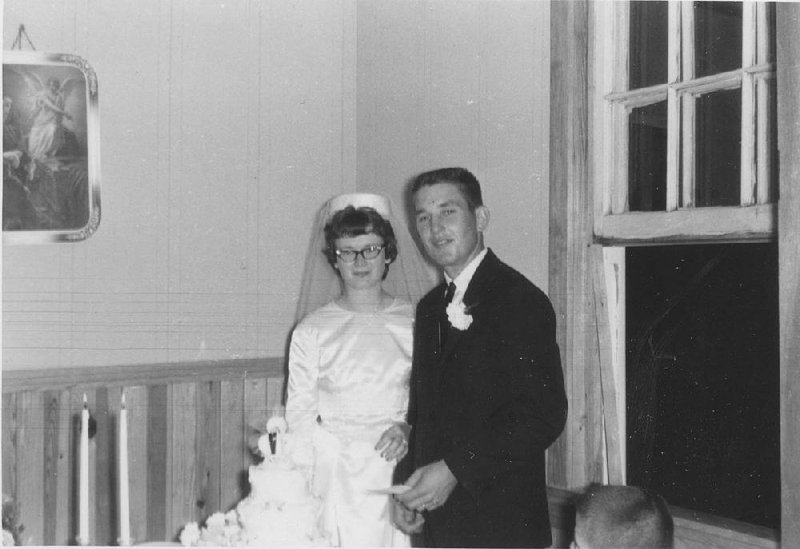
[630,1,669,89]
[694,1,742,78]
[629,101,668,212]
[695,89,742,207]
[626,243,779,529]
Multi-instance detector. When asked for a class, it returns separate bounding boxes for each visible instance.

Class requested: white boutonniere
[446,300,473,331]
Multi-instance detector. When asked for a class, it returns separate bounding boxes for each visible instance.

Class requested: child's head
[573,484,674,549]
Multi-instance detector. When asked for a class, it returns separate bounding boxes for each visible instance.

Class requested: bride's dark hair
[322,206,398,279]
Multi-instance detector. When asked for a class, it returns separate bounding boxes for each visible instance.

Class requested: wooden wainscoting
[2,358,286,546]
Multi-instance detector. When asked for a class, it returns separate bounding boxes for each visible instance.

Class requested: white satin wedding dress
[286,298,413,547]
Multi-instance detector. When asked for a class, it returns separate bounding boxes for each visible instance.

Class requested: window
[626,243,779,528]
[590,1,780,529]
[592,1,777,243]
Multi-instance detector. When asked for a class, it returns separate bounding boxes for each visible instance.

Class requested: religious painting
[3,51,100,243]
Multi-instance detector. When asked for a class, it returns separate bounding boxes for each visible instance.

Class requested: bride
[285,193,434,547]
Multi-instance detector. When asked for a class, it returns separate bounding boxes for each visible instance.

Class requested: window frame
[592,1,776,245]
[550,0,797,544]
[589,0,780,498]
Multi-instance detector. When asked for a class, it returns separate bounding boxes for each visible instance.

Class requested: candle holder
[268,431,277,455]
[73,413,97,437]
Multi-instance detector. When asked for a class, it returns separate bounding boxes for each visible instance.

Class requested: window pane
[695,88,741,207]
[694,1,742,78]
[629,101,667,211]
[630,1,668,89]
[626,243,779,529]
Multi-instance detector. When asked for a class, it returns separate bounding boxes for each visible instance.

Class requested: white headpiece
[295,192,437,320]
[326,193,391,218]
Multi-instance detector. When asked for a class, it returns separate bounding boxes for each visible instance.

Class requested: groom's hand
[390,497,425,534]
[396,460,457,512]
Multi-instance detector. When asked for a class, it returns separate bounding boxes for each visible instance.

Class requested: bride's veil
[295,193,438,321]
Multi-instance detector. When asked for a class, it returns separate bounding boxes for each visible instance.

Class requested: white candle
[118,393,131,546]
[79,394,89,546]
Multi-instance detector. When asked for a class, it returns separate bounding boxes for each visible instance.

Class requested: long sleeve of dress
[286,323,320,436]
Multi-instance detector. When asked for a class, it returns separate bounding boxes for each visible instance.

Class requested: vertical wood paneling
[54,389,71,545]
[94,388,113,545]
[244,376,267,447]
[42,391,61,545]
[1,364,282,544]
[105,386,123,545]
[549,0,570,489]
[340,0,358,186]
[219,380,245,513]
[549,0,591,490]
[356,1,549,286]
[604,247,627,482]
[242,377,267,471]
[591,246,623,485]
[2,393,18,515]
[127,386,149,544]
[169,383,197,541]
[4,0,337,371]
[266,375,285,418]
[146,385,168,542]
[776,4,800,545]
[84,389,98,545]
[195,381,221,522]
[17,391,45,545]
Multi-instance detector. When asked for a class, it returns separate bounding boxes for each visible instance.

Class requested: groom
[393,167,567,547]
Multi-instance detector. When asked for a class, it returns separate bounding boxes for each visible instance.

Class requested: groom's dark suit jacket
[405,249,567,548]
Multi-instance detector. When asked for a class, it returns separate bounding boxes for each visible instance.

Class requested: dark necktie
[440,282,457,349]
[444,281,456,307]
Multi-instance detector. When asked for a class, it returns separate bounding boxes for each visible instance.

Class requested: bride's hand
[375,422,411,461]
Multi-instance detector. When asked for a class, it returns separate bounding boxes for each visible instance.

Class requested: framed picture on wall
[3,51,100,243]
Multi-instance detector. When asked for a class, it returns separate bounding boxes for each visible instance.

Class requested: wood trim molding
[549,0,592,489]
[2,357,286,393]
[776,3,800,546]
[595,204,776,245]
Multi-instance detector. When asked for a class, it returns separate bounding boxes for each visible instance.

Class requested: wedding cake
[180,418,329,547]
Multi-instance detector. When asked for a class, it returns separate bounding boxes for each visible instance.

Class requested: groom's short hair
[411,167,483,211]
[574,484,674,549]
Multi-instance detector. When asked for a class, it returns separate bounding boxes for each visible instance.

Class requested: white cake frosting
[180,422,328,547]
[246,455,308,505]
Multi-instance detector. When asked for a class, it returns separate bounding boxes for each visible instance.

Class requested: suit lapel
[436,283,454,359]
[423,282,448,362]
[437,250,499,363]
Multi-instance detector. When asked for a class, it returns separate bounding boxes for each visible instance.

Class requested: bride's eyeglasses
[335,244,385,263]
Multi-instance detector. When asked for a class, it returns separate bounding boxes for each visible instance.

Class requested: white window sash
[593,1,776,242]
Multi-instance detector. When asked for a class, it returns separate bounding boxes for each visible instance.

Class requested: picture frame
[3,51,100,243]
